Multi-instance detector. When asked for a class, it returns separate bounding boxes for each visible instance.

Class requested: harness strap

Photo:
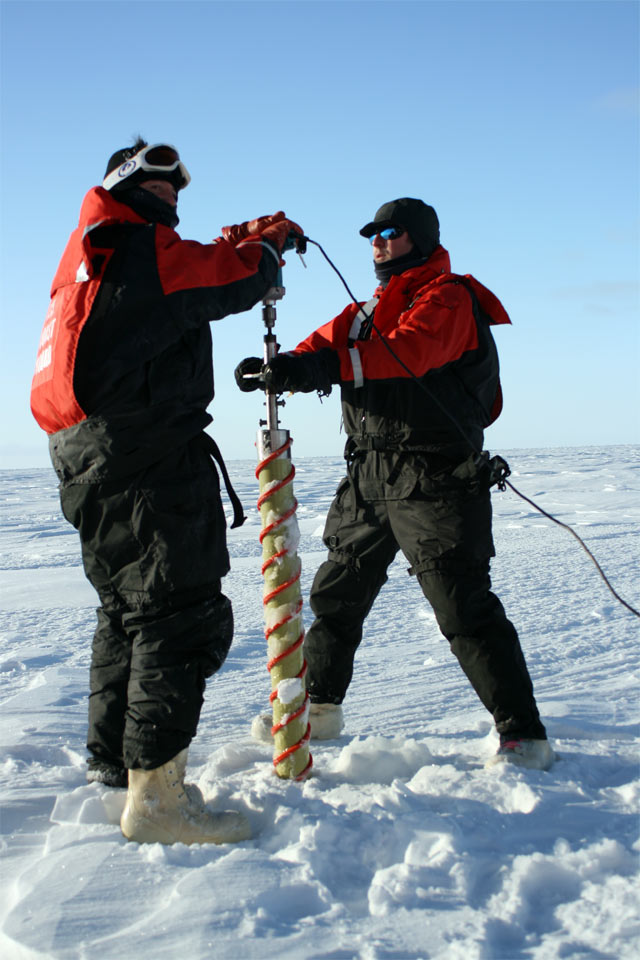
[347,297,378,389]
[348,297,378,343]
[348,347,364,389]
[201,432,246,528]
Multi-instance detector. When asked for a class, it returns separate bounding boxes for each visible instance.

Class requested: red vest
[30,190,147,435]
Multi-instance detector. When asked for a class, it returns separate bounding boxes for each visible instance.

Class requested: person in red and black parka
[236,198,553,772]
[31,137,303,844]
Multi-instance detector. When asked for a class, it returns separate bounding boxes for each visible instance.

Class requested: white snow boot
[251,702,344,744]
[486,737,555,771]
[120,749,251,845]
[308,702,345,739]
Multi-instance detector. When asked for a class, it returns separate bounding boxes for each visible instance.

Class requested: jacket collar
[50,188,151,294]
[77,186,150,231]
[374,245,452,300]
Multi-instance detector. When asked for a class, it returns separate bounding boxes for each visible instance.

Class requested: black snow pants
[304,454,546,740]
[59,438,234,771]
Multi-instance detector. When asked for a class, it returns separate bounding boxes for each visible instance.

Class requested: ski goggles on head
[102,143,191,192]
[368,226,405,243]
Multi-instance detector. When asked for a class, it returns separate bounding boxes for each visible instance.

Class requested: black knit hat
[360,198,440,257]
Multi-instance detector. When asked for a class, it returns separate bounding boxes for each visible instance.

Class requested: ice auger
[254,240,312,780]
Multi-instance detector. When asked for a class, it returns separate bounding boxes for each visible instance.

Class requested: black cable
[500,480,639,618]
[299,235,640,619]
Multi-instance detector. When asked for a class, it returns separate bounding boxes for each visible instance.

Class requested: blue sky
[1,0,638,468]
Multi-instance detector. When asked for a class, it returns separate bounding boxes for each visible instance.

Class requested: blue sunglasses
[369,226,405,244]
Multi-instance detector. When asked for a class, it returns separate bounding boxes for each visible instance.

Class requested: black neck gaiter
[115,186,180,229]
[374,248,428,287]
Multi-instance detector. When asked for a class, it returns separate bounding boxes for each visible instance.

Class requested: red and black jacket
[31,187,280,481]
[293,246,511,461]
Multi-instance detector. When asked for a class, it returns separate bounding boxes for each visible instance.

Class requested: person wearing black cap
[235,197,553,771]
[31,137,304,843]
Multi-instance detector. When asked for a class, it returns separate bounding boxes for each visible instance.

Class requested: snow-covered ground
[1,445,638,960]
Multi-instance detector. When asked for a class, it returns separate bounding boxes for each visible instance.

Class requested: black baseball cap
[359,198,440,257]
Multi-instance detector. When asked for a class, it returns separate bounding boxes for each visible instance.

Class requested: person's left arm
[153,223,287,325]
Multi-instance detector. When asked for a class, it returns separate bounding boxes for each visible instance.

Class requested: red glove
[221,212,303,253]
[222,212,285,245]
[259,218,304,254]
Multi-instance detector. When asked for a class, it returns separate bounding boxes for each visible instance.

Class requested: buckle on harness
[475,451,511,491]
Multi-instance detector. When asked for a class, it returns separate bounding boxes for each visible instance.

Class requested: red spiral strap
[257,438,312,781]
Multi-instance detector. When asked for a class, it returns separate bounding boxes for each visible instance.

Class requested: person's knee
[199,592,233,677]
[416,557,497,636]
[310,557,386,625]
[91,611,131,667]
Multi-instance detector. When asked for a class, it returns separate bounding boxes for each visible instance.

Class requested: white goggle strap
[102,144,191,192]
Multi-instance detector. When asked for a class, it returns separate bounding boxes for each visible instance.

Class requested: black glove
[234,356,264,392]
[264,348,340,396]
